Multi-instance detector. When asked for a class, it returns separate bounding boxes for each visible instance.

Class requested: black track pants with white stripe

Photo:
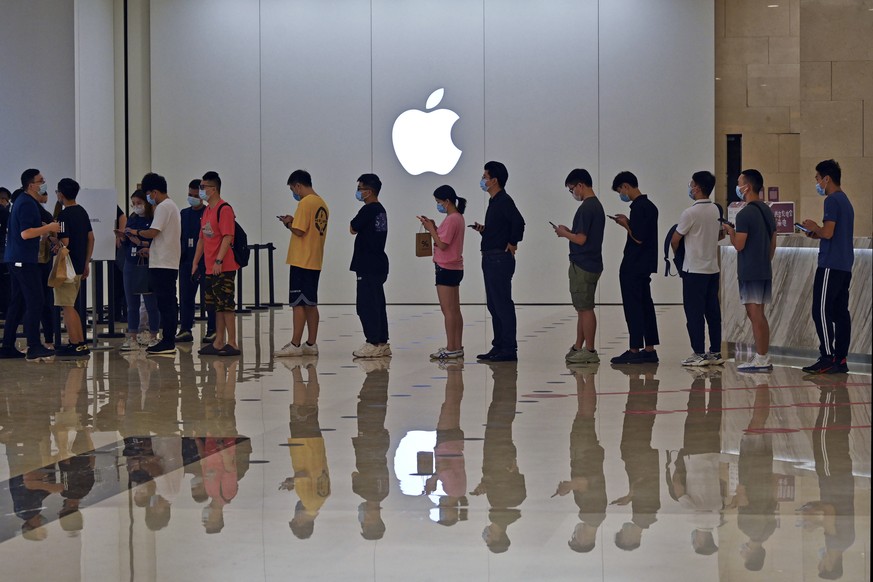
[811,267,852,360]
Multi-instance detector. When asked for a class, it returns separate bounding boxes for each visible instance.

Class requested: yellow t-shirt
[286,193,329,270]
[288,437,331,511]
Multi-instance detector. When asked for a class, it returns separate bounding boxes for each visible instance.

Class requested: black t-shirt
[0,204,9,252]
[58,204,93,274]
[620,194,659,275]
[481,190,525,251]
[350,202,389,276]
[569,196,605,273]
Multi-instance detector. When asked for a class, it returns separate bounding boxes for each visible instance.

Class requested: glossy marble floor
[0,305,869,582]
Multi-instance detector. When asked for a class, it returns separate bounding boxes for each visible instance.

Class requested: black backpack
[216,202,250,268]
[664,202,723,277]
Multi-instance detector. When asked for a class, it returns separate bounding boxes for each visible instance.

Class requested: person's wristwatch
[215,259,223,265]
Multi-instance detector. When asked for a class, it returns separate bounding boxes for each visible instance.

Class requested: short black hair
[611,171,638,191]
[740,169,764,195]
[57,178,80,200]
[202,171,221,192]
[357,173,382,195]
[141,172,167,194]
[188,179,201,190]
[565,168,593,188]
[484,161,508,188]
[743,546,766,571]
[0,187,11,200]
[692,171,716,196]
[21,168,40,189]
[815,159,841,185]
[287,170,313,188]
[692,530,719,555]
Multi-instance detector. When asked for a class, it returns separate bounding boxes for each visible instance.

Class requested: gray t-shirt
[569,196,605,273]
[735,201,776,281]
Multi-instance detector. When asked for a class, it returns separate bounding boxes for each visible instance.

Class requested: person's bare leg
[581,308,596,351]
[213,310,226,349]
[224,312,238,349]
[292,306,306,346]
[744,303,770,355]
[304,306,319,345]
[63,306,84,344]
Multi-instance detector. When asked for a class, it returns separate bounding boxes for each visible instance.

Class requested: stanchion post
[247,244,268,310]
[266,243,282,307]
[99,260,124,338]
[235,265,251,314]
[195,272,208,321]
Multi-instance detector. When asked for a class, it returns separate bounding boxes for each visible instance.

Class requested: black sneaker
[55,344,80,358]
[175,330,194,343]
[198,343,221,356]
[146,341,176,355]
[203,331,217,344]
[610,350,641,365]
[822,357,849,375]
[637,349,659,363]
[75,343,91,357]
[801,357,828,374]
[476,348,499,361]
[488,351,517,362]
[26,345,55,362]
[0,346,26,359]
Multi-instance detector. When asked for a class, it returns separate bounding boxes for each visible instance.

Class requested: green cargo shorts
[569,263,600,311]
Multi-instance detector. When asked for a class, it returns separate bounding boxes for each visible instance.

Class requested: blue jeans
[2,263,44,349]
[123,261,160,333]
[482,252,517,352]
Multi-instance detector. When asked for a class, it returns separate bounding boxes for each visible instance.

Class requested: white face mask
[132,205,145,216]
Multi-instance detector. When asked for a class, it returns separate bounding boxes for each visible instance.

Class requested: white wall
[149,0,713,304]
[0,0,76,192]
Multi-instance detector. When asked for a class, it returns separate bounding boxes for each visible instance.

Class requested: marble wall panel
[715,64,748,108]
[800,100,864,158]
[769,36,799,64]
[717,105,791,133]
[725,0,790,37]
[832,61,873,101]
[716,36,769,64]
[742,133,780,173]
[800,2,873,62]
[778,133,800,173]
[800,61,831,101]
[866,100,873,158]
[747,63,800,107]
[789,0,800,37]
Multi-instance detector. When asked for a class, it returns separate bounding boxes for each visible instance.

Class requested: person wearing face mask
[671,171,725,367]
[0,187,11,319]
[176,178,215,344]
[555,168,605,364]
[126,172,182,356]
[722,169,777,372]
[349,174,390,359]
[609,171,660,365]
[472,161,525,363]
[799,159,854,375]
[53,178,94,358]
[0,169,61,361]
[275,169,330,358]
[118,190,160,351]
[417,185,466,361]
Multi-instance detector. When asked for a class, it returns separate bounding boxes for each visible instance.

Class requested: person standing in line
[275,170,329,358]
[0,169,60,361]
[472,161,525,362]
[177,178,216,344]
[801,159,854,375]
[609,171,660,365]
[192,171,240,357]
[723,169,777,372]
[349,174,390,359]
[555,168,605,364]
[0,187,11,319]
[671,171,725,367]
[417,185,466,361]
[117,190,161,351]
[54,178,94,358]
[128,172,181,356]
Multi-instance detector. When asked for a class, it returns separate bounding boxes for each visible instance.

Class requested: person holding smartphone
[119,190,160,351]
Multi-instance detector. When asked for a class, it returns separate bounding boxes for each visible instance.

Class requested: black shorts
[435,264,463,287]
[289,266,320,306]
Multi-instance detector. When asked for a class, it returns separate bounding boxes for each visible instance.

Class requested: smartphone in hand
[549,221,557,229]
[794,222,811,233]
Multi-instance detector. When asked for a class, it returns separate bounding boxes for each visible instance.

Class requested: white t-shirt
[676,199,721,274]
[149,197,182,269]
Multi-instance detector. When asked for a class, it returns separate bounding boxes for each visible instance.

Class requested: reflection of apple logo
[392,88,462,176]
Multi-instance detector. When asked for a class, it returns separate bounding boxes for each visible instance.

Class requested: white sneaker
[681,353,708,367]
[377,343,392,357]
[704,352,725,365]
[429,347,448,359]
[275,341,305,357]
[737,353,773,372]
[353,343,381,358]
[302,342,319,356]
[120,337,140,351]
[137,331,153,346]
[431,347,464,360]
[357,357,391,373]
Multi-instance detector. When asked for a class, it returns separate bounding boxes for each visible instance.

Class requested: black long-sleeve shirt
[480,190,525,252]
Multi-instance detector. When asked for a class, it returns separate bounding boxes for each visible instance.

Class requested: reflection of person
[729,383,776,572]
[611,365,661,550]
[351,358,390,539]
[471,362,526,553]
[667,369,723,555]
[424,362,467,526]
[555,364,606,553]
[280,359,331,539]
[0,186,11,318]
[799,385,855,580]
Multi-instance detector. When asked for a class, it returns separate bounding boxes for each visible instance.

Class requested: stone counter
[720,235,872,361]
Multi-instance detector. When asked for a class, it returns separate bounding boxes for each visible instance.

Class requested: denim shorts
[435,264,463,287]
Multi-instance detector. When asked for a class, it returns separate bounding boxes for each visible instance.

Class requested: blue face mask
[355,190,365,202]
[146,193,156,206]
[199,188,209,201]
[292,192,302,202]
[688,186,695,200]
[436,203,447,214]
[38,182,47,195]
[187,196,201,207]
[480,178,488,192]
[735,185,745,201]
[815,181,826,197]
[619,193,630,203]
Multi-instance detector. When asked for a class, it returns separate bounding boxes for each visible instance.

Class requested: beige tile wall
[716,0,872,235]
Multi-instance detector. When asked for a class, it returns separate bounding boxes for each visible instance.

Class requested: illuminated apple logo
[392,88,462,176]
